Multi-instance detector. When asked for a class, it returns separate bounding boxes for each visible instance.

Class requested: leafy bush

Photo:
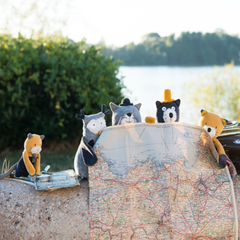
[0,34,124,150]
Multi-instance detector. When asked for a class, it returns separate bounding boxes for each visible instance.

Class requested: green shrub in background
[0,33,124,151]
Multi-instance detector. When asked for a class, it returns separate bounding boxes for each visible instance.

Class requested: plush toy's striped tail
[0,163,17,180]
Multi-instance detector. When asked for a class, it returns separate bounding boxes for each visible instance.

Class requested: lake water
[118,66,240,125]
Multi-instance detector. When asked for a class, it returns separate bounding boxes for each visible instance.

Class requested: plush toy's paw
[219,154,227,168]
[81,137,98,166]
[145,116,155,123]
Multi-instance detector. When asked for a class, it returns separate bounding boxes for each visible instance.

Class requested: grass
[0,149,76,173]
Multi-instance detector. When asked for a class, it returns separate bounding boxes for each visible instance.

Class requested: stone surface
[1,175,240,239]
[0,179,89,240]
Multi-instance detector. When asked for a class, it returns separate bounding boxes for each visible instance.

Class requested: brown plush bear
[198,110,227,168]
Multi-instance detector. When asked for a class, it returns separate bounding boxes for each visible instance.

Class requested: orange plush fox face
[24,133,44,154]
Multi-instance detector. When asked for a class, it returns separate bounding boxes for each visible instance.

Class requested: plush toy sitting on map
[145,89,181,123]
[74,104,111,178]
[0,133,45,180]
[109,98,142,125]
[198,110,228,169]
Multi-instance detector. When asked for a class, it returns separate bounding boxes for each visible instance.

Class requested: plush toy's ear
[104,109,111,115]
[75,109,85,119]
[222,118,228,126]
[109,102,118,112]
[156,101,161,108]
[175,99,181,107]
[40,135,45,140]
[27,133,33,139]
[134,103,141,111]
[201,109,208,116]
[102,104,111,115]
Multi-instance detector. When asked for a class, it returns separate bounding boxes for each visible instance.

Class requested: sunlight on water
[118,66,240,125]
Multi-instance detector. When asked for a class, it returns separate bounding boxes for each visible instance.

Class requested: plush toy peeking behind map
[74,104,110,178]
[109,98,142,125]
[198,109,228,168]
[145,89,181,123]
[0,133,45,179]
[156,89,181,123]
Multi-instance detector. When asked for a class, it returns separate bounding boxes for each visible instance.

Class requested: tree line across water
[102,30,240,66]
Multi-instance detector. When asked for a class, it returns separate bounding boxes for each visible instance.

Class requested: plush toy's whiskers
[203,126,216,138]
[31,146,42,154]
[163,108,177,123]
[120,113,136,124]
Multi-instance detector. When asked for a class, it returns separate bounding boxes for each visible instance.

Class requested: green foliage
[183,62,240,123]
[0,34,124,150]
[103,31,240,66]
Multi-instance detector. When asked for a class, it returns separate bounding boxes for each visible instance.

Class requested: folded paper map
[89,122,238,239]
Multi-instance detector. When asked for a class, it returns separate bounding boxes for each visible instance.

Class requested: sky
[1,0,240,47]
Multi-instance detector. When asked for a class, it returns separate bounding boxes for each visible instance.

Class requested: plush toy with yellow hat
[198,109,227,168]
[146,89,181,123]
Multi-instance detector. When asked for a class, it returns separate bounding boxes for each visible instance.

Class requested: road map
[89,123,238,239]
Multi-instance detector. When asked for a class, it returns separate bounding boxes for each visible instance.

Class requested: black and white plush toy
[156,89,181,123]
[109,98,142,125]
[74,104,110,178]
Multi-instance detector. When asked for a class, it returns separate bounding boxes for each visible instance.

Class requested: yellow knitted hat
[162,89,175,103]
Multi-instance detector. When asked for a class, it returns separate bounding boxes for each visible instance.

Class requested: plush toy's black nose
[207,128,211,132]
[169,112,173,118]
[127,113,132,117]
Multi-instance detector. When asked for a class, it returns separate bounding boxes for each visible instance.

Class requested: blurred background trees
[103,30,240,66]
